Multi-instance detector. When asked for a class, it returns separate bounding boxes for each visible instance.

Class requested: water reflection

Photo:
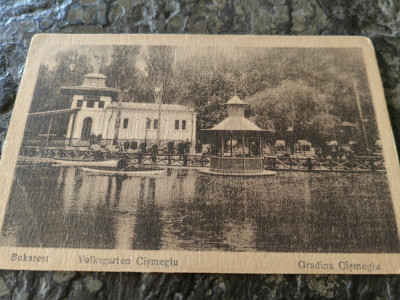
[1,166,399,253]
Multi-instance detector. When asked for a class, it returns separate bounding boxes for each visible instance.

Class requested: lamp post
[144,117,150,153]
[353,80,370,155]
[287,126,294,155]
[113,90,124,146]
[155,86,163,153]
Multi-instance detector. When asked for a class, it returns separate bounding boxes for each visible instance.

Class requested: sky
[40,43,263,75]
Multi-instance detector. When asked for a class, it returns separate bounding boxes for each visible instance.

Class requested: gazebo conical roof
[207,117,264,132]
[226,95,245,105]
[203,96,266,132]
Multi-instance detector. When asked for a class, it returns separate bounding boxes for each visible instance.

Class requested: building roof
[341,121,356,127]
[28,108,81,116]
[205,117,265,132]
[226,96,246,105]
[60,85,119,97]
[85,73,107,79]
[108,102,195,112]
[60,72,116,96]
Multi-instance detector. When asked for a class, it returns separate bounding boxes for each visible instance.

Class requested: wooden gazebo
[201,96,275,176]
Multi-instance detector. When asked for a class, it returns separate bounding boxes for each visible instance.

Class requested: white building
[60,73,197,153]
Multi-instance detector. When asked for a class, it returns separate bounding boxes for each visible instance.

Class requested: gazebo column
[248,136,251,156]
[241,134,246,171]
[230,133,233,157]
[241,135,245,158]
[221,132,224,157]
[260,136,264,170]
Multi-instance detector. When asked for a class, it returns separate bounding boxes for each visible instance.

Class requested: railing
[18,146,385,172]
[22,137,192,154]
[264,156,385,172]
[19,146,212,167]
[210,156,264,173]
[22,136,67,148]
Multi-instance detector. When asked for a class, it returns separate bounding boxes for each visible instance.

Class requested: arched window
[182,120,187,130]
[175,120,179,130]
[123,118,129,129]
[153,119,158,129]
[146,118,151,129]
[81,117,92,140]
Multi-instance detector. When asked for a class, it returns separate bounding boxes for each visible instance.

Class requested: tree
[246,80,332,139]
[28,45,380,149]
[103,45,141,102]
[31,49,94,113]
[306,113,341,148]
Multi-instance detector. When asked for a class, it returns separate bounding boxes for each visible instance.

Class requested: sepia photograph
[0,35,399,273]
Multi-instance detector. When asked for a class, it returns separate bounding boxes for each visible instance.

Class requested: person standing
[184,139,191,154]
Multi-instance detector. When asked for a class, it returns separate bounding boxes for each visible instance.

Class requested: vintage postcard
[0,34,400,274]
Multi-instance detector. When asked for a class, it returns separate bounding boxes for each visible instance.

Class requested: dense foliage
[30,45,379,147]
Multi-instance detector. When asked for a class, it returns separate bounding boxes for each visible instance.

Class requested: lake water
[1,165,399,253]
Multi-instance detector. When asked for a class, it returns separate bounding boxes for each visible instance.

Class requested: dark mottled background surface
[0,0,400,299]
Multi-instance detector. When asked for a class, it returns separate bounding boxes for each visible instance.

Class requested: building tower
[60,73,118,146]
